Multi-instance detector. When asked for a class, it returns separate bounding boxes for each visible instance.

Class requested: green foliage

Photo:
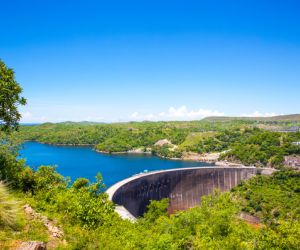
[20,122,191,151]
[18,166,36,192]
[232,171,300,224]
[221,130,298,167]
[72,177,89,189]
[142,198,169,223]
[18,120,254,152]
[256,219,300,250]
[0,59,26,132]
[191,193,256,250]
[0,133,25,185]
[34,166,68,191]
[152,145,183,158]
[23,170,114,230]
[14,165,68,194]
[179,131,216,151]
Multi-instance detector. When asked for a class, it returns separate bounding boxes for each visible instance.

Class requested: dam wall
[107,167,256,218]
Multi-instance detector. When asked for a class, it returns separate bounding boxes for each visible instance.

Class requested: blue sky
[1,0,300,122]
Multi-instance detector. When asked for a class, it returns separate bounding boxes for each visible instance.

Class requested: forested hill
[203,114,300,122]
[18,119,300,168]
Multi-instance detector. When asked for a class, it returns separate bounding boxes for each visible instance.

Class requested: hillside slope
[203,114,300,122]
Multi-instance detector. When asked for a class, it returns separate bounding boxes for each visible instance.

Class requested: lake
[20,141,212,187]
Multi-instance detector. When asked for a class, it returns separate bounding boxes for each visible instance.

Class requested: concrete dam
[107,166,257,220]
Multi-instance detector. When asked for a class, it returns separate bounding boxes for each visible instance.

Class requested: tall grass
[0,182,18,227]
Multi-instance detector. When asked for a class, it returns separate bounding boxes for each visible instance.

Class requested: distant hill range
[58,121,106,125]
[21,114,300,126]
[203,114,300,122]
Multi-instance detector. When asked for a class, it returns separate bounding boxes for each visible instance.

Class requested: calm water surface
[20,141,212,187]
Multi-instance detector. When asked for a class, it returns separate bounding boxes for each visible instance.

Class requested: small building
[284,156,300,168]
[292,142,300,146]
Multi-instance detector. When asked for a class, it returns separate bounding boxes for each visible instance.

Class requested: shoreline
[95,149,152,155]
[26,141,96,147]
[25,140,245,166]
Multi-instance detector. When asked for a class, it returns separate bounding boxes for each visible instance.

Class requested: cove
[19,141,213,188]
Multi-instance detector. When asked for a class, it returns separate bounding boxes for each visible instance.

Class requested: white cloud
[130,112,139,119]
[21,111,33,119]
[130,106,224,121]
[85,116,104,122]
[21,107,283,123]
[21,111,49,123]
[240,111,280,117]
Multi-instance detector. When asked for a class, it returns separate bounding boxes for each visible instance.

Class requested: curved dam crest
[107,166,257,220]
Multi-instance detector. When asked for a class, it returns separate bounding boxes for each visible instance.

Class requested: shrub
[72,178,89,189]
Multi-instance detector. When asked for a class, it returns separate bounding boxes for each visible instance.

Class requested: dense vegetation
[2,126,300,248]
[3,122,300,248]
[20,122,300,167]
[1,148,300,249]
[19,120,247,146]
[203,114,300,122]
[221,129,300,167]
[233,171,300,225]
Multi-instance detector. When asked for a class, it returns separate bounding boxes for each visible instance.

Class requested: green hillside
[203,114,300,122]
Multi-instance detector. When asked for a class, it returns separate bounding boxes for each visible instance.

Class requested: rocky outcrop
[127,148,151,154]
[23,204,66,249]
[23,204,64,239]
[284,156,300,168]
[215,160,244,167]
[182,152,220,162]
[154,139,173,147]
[237,212,262,228]
[17,241,46,250]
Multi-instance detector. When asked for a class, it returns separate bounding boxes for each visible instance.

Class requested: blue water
[19,141,212,187]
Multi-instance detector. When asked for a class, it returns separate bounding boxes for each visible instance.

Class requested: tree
[0,59,26,132]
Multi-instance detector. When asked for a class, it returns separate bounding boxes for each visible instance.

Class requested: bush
[143,198,169,223]
[72,178,89,189]
[34,166,68,191]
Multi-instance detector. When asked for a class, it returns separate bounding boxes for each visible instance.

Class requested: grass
[179,131,216,150]
[0,186,49,249]
[0,182,18,228]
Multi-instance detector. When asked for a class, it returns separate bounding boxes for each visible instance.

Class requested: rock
[182,152,220,162]
[18,241,46,250]
[127,148,151,154]
[154,139,173,147]
[23,204,64,240]
[23,204,35,216]
[256,168,277,175]
[215,160,243,167]
[238,212,260,224]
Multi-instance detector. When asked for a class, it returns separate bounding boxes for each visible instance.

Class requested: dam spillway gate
[106,167,256,219]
